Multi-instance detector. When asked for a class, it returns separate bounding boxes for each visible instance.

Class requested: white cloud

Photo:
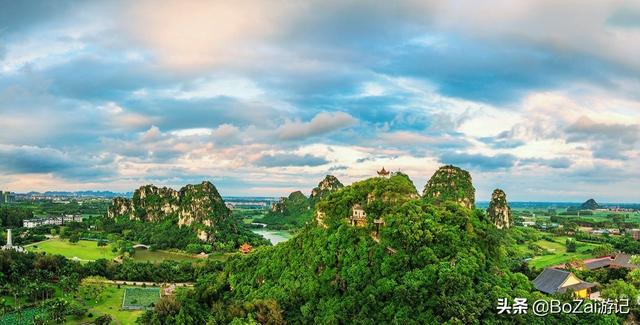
[276,112,357,141]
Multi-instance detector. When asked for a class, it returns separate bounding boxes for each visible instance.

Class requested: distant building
[23,214,83,228]
[532,268,596,299]
[609,253,639,270]
[630,229,640,240]
[583,257,613,270]
[350,204,367,227]
[1,229,25,253]
[607,229,621,236]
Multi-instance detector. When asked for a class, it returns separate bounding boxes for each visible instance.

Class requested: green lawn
[527,236,599,269]
[122,287,161,310]
[131,248,201,263]
[66,285,143,325]
[26,238,117,261]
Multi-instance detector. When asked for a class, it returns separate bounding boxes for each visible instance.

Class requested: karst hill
[261,175,344,227]
[107,181,260,244]
[487,188,512,229]
[422,165,476,209]
[224,166,515,323]
[580,198,601,210]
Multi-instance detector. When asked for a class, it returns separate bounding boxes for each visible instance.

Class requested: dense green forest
[137,173,620,324]
[258,175,344,229]
[1,170,636,323]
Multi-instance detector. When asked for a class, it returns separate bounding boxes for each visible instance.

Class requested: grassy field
[26,238,117,261]
[527,236,600,269]
[66,285,143,325]
[131,248,201,263]
[122,287,161,310]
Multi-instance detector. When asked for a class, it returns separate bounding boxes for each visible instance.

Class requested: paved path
[83,278,194,287]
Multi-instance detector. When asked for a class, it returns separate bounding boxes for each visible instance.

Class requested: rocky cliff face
[107,181,232,241]
[422,165,475,209]
[310,175,344,201]
[487,189,512,229]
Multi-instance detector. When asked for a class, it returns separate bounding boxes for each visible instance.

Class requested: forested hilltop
[138,167,618,324]
[259,175,344,228]
[106,181,268,251]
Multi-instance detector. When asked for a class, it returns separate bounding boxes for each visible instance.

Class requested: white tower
[6,229,12,248]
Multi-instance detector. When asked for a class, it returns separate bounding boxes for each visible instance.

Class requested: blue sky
[1,0,639,201]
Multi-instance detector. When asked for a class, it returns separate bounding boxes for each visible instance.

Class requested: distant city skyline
[1,1,639,202]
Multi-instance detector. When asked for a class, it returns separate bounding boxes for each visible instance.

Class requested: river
[251,229,292,245]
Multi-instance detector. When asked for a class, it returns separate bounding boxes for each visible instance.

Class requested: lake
[251,229,293,245]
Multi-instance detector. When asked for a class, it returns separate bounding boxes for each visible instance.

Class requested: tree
[95,314,113,325]
[592,244,615,257]
[69,234,80,244]
[565,238,577,252]
[601,280,639,301]
[155,296,181,318]
[44,298,69,323]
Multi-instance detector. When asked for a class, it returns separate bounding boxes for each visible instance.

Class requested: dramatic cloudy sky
[1,1,639,201]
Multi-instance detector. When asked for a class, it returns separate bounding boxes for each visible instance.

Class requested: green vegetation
[0,307,44,325]
[580,198,601,210]
[122,287,161,310]
[260,191,312,228]
[107,181,268,252]
[68,284,143,324]
[422,165,475,209]
[526,237,599,269]
[26,238,118,261]
[259,175,344,229]
[4,169,640,323]
[137,172,620,323]
[131,248,202,263]
[487,188,512,228]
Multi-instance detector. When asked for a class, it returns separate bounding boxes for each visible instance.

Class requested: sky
[0,0,639,202]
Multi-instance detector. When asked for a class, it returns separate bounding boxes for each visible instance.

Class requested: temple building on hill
[377,167,390,178]
[532,268,596,298]
[350,204,367,227]
[1,229,25,253]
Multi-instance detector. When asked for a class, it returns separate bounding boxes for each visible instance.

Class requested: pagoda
[377,167,390,178]
[239,243,252,254]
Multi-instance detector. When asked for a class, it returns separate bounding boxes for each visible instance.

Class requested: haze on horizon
[1,1,639,202]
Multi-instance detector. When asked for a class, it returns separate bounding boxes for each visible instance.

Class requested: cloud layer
[1,0,639,201]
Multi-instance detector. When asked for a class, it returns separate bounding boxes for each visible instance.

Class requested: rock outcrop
[422,165,476,209]
[310,175,344,201]
[487,189,512,229]
[107,181,232,242]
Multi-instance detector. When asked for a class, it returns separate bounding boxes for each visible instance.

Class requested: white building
[23,214,83,228]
